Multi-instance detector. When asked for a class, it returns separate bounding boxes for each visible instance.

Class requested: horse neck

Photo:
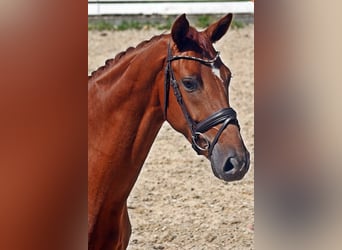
[88,35,169,203]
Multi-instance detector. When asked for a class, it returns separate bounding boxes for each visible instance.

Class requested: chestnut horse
[88,14,250,250]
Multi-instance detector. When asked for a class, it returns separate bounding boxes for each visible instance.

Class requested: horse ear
[205,13,233,43]
[171,14,190,49]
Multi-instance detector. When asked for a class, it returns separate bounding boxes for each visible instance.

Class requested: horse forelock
[182,27,216,58]
[89,34,165,81]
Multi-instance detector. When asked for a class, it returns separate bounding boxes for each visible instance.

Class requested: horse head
[163,14,250,182]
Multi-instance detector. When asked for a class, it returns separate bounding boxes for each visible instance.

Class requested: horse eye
[182,78,198,92]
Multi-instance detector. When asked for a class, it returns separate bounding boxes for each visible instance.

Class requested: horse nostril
[223,157,235,172]
[224,156,245,173]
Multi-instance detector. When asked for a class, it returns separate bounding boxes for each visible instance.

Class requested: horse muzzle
[210,145,250,182]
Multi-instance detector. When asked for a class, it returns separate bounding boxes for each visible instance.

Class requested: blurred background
[255,1,342,249]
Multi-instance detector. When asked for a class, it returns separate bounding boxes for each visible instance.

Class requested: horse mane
[88,34,166,81]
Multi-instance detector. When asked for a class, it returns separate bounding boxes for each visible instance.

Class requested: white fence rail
[88,1,254,15]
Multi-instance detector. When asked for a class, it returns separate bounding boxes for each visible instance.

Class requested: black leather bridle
[164,44,240,158]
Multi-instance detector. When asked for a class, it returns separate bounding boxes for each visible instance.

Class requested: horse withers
[88,13,250,250]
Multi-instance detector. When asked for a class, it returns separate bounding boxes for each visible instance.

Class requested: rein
[164,44,239,158]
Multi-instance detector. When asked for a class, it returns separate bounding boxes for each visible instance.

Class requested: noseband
[164,44,240,158]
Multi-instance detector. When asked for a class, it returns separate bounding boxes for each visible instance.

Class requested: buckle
[192,132,210,154]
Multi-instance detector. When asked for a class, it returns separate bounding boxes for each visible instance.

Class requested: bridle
[164,43,240,158]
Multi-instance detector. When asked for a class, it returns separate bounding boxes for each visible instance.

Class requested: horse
[88,13,250,250]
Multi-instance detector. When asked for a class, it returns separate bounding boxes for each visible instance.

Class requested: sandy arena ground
[88,23,254,249]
